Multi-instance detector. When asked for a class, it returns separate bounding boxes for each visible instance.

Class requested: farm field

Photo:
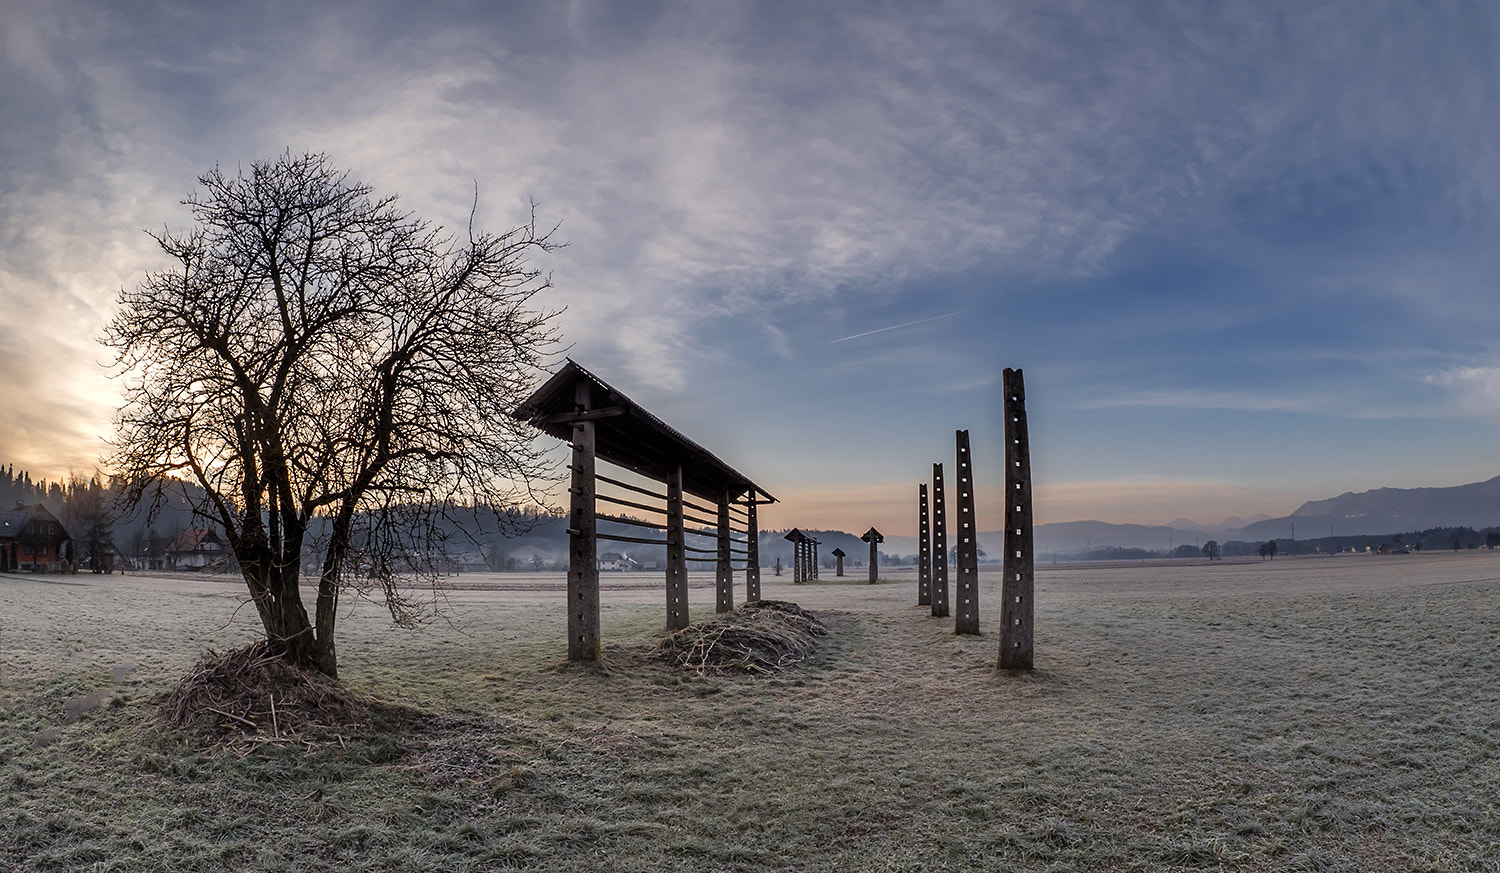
[4,552,1500,871]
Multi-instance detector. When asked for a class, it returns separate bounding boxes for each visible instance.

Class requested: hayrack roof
[513,359,775,505]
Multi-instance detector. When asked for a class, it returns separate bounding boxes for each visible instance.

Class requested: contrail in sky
[828,305,998,344]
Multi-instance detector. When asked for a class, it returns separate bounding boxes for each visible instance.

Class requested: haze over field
[5,2,1500,535]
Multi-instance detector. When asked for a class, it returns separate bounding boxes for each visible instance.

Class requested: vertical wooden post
[665,467,688,630]
[1000,368,1035,670]
[931,463,949,618]
[918,483,931,605]
[745,495,761,602]
[567,382,601,661]
[812,539,820,581]
[716,490,733,613]
[954,429,980,635]
[861,527,883,585]
[833,549,845,576]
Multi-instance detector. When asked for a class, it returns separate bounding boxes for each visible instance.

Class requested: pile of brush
[655,600,828,675]
[156,642,382,749]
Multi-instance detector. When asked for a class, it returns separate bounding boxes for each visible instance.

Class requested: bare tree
[105,152,560,677]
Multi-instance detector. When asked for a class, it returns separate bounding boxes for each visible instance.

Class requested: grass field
[4,552,1500,871]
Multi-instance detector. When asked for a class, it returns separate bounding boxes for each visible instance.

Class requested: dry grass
[653,599,828,674]
[154,642,415,753]
[3,554,1500,870]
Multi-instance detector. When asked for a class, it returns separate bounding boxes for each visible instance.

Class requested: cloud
[6,0,1500,520]
[1426,366,1500,417]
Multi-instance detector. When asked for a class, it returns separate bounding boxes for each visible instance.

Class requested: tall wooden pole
[716,490,733,613]
[1000,368,1035,669]
[918,483,931,606]
[665,467,688,630]
[931,463,949,618]
[567,381,600,660]
[745,496,761,602]
[954,429,980,635]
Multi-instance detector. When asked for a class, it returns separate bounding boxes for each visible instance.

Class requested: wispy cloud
[827,305,998,344]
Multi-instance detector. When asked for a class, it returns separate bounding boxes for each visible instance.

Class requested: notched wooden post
[567,381,601,660]
[931,463,949,618]
[666,467,688,631]
[954,430,980,635]
[861,527,884,585]
[745,495,761,601]
[716,490,733,613]
[918,483,931,606]
[999,368,1035,670]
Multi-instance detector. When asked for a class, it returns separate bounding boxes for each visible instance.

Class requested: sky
[4,0,1500,537]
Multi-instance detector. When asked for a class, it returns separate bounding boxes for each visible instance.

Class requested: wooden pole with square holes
[918,483,932,606]
[999,368,1035,669]
[954,430,981,635]
[931,463,950,618]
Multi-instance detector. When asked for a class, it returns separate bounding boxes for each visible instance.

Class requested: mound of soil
[654,600,828,675]
[156,642,396,746]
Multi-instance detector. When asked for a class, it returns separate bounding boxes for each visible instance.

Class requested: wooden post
[665,466,689,631]
[745,496,761,601]
[1000,369,1035,669]
[861,527,884,585]
[567,382,601,660]
[832,548,846,576]
[918,483,931,605]
[931,463,949,618]
[954,430,980,635]
[812,538,820,581]
[716,490,733,613]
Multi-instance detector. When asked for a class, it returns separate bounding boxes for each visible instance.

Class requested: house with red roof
[0,502,71,572]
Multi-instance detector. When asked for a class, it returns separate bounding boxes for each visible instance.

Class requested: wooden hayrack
[514,360,775,661]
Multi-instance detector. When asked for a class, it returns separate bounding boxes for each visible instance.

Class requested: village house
[166,528,229,570]
[0,502,71,573]
[597,551,639,571]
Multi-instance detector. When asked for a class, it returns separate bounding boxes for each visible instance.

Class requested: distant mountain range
[1020,474,1500,555]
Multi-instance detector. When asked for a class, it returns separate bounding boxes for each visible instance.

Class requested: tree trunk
[237,526,337,677]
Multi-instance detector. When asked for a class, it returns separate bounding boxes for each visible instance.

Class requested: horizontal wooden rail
[596,492,666,517]
[598,532,670,547]
[595,472,667,501]
[597,513,666,532]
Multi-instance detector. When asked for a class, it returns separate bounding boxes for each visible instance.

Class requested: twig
[206,707,257,728]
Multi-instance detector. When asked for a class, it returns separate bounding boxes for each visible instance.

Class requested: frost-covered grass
[4,552,1500,871]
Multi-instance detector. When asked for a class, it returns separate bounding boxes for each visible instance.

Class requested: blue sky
[4,0,1500,535]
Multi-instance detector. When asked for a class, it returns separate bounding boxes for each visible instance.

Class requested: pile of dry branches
[655,600,828,675]
[155,642,384,750]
